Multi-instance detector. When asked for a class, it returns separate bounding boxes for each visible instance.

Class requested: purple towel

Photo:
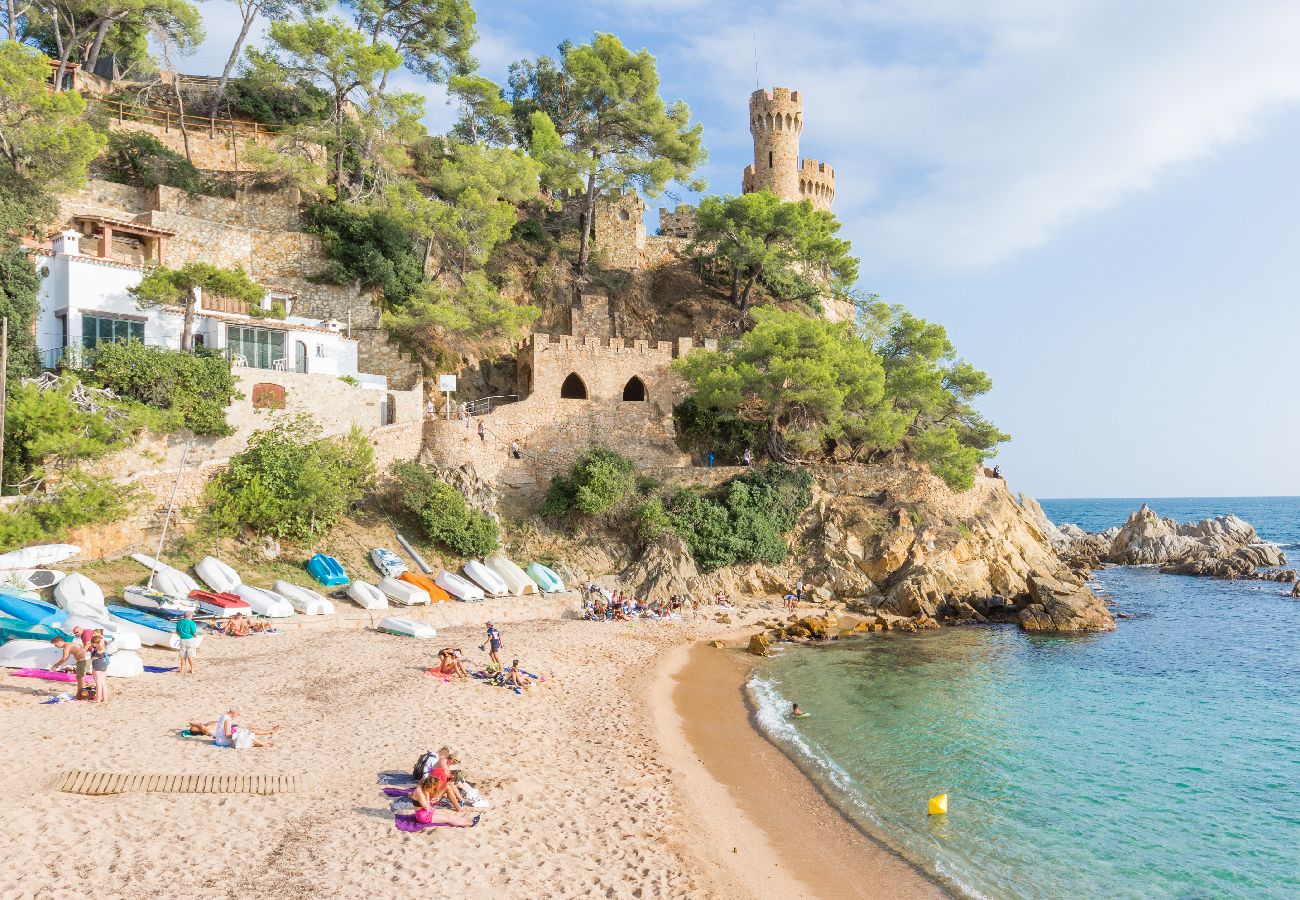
[382,787,409,798]
[13,668,76,683]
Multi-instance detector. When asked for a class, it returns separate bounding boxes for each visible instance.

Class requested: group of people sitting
[222,612,272,637]
[582,585,733,621]
[185,708,278,749]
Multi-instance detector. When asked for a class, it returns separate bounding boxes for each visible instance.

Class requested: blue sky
[182,0,1300,499]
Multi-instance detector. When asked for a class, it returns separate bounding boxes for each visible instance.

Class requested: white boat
[370,548,407,578]
[0,544,80,570]
[131,553,200,596]
[485,554,537,595]
[107,607,184,649]
[377,576,428,606]
[273,580,335,616]
[62,602,114,632]
[122,585,197,615]
[0,638,143,677]
[347,580,389,610]
[463,560,509,597]
[232,585,294,618]
[0,569,65,592]
[53,572,106,610]
[436,570,485,602]
[195,556,241,593]
[377,617,436,639]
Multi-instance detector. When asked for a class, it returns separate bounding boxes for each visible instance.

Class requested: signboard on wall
[438,374,457,392]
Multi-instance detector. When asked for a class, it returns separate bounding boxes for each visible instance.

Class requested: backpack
[412,750,436,782]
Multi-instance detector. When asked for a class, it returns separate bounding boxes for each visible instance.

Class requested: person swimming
[791,702,809,718]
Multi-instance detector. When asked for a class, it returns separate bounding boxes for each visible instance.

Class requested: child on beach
[481,623,502,668]
[48,636,89,697]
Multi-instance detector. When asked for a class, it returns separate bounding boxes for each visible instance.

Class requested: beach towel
[393,811,478,832]
[14,668,77,683]
[144,665,178,673]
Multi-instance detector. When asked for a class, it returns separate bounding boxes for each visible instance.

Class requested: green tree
[382,271,538,369]
[305,199,425,307]
[208,0,328,118]
[247,16,402,192]
[541,446,637,517]
[509,34,705,279]
[34,0,203,85]
[346,0,476,89]
[205,415,375,541]
[447,73,513,146]
[101,130,207,194]
[89,342,241,436]
[427,143,541,274]
[0,42,104,191]
[688,192,858,312]
[526,110,584,195]
[388,460,498,556]
[130,262,264,352]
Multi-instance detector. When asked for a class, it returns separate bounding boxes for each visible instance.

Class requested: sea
[747,497,1300,899]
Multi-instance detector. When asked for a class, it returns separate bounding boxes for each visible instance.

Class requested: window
[227,325,286,370]
[81,315,143,350]
[622,376,647,401]
[560,372,588,399]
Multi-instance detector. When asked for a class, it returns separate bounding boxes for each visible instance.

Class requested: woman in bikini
[89,633,110,704]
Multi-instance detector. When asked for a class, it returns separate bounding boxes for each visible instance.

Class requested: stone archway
[560,372,588,399]
[622,376,647,401]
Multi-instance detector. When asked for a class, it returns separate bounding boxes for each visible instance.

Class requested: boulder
[796,616,837,640]
[622,532,701,600]
[707,640,726,649]
[1018,575,1116,633]
[746,633,771,657]
[1291,582,1300,598]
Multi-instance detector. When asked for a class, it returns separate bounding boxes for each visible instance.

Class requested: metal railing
[463,394,519,416]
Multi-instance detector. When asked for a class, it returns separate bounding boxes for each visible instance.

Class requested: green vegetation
[131,262,264,351]
[305,201,426,308]
[0,473,141,553]
[388,461,499,556]
[205,416,375,541]
[688,192,858,312]
[664,464,813,572]
[541,446,637,517]
[19,0,204,84]
[101,131,208,194]
[88,342,241,436]
[674,306,1006,490]
[382,271,538,369]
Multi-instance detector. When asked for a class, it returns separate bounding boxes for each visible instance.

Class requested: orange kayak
[400,570,451,603]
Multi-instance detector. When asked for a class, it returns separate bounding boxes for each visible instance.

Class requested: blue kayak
[107,605,177,633]
[0,589,67,626]
[306,553,348,587]
[0,614,71,643]
[525,562,565,593]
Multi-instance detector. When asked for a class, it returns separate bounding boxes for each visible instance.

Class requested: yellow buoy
[928,793,948,815]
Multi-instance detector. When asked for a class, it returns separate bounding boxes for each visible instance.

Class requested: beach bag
[412,750,437,781]
[233,725,255,751]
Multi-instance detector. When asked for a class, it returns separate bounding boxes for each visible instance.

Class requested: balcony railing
[202,296,251,315]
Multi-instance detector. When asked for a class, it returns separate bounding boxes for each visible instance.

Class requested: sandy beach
[0,602,939,899]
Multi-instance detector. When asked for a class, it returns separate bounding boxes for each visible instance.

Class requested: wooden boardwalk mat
[57,770,306,796]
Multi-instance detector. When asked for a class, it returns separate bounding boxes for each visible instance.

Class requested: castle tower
[741,87,835,212]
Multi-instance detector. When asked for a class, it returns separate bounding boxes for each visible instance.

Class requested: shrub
[673,396,764,465]
[101,131,208,195]
[224,77,328,126]
[541,447,637,517]
[0,473,141,553]
[631,497,672,543]
[89,343,240,436]
[389,461,499,557]
[204,416,374,541]
[665,464,813,572]
[305,201,425,308]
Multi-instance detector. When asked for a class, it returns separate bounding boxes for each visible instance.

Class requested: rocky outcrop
[1058,504,1286,580]
[1018,575,1115,633]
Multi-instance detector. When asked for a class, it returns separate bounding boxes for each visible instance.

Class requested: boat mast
[149,442,192,589]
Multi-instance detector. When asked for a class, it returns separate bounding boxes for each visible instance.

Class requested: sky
[179,0,1300,499]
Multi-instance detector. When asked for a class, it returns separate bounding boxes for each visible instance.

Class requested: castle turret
[741,87,834,212]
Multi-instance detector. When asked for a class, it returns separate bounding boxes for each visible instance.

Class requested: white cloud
[675,0,1300,269]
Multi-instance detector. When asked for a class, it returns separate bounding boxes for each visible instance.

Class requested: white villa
[35,224,388,390]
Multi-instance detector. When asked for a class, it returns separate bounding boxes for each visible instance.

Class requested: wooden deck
[57,770,306,796]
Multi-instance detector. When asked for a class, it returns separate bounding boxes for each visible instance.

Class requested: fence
[91,97,290,141]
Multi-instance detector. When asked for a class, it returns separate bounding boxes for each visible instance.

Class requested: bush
[389,461,499,557]
[0,473,141,553]
[89,343,241,436]
[101,131,208,195]
[673,396,764,465]
[224,77,328,126]
[305,201,425,308]
[541,447,637,517]
[666,464,813,572]
[204,416,374,541]
[632,497,672,543]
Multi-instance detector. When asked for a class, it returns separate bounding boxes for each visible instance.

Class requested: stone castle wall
[58,179,420,389]
[103,118,321,174]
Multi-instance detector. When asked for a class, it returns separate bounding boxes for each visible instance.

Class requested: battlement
[658,206,696,238]
[800,158,835,179]
[742,85,833,210]
[798,158,836,211]
[526,333,717,360]
[751,87,801,106]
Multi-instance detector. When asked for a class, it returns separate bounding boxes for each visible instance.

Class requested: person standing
[49,636,88,698]
[425,399,435,420]
[175,612,199,676]
[795,578,805,605]
[483,622,502,669]
[477,421,486,442]
[742,447,753,466]
[707,450,715,468]
[89,633,110,704]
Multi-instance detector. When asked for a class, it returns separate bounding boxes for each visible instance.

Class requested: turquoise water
[749,497,1300,899]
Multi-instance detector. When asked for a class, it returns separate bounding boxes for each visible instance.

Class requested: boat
[435,570,486,602]
[53,572,105,610]
[347,580,389,610]
[463,560,509,597]
[131,553,201,595]
[107,605,183,649]
[0,615,71,643]
[370,548,407,578]
[396,534,434,574]
[377,576,429,606]
[526,562,566,593]
[0,569,65,592]
[122,585,197,615]
[306,553,348,587]
[377,616,436,639]
[188,589,250,618]
[0,544,80,570]
[273,580,335,616]
[232,585,295,618]
[0,638,143,677]
[0,590,67,626]
[195,556,241,593]
[62,602,115,633]
[400,570,452,602]
[486,554,538,595]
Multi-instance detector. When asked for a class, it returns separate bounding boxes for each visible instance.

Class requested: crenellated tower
[741,87,835,212]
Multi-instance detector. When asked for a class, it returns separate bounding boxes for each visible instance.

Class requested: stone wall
[57,179,420,389]
[657,206,696,239]
[103,118,321,174]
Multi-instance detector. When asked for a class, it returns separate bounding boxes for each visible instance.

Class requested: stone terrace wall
[103,119,322,174]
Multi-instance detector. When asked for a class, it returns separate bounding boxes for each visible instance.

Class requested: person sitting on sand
[211,707,274,749]
[428,748,465,810]
[49,636,89,697]
[435,648,468,677]
[224,613,250,637]
[504,659,534,688]
[188,718,279,740]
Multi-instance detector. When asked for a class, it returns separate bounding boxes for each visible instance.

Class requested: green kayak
[0,614,72,644]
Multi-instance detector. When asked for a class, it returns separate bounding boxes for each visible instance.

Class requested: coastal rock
[620,532,701,600]
[707,640,727,648]
[747,633,771,656]
[796,616,837,640]
[1291,582,1300,598]
[1018,575,1116,633]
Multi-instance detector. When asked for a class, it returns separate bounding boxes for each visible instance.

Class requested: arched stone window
[560,372,588,399]
[618,208,630,222]
[622,376,647,401]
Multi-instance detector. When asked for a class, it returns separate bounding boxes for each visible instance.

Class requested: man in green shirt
[175,612,199,675]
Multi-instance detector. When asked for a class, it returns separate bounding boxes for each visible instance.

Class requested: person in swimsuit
[211,708,274,748]
[89,634,110,704]
[49,636,89,697]
[225,614,250,637]
[187,718,278,739]
[484,623,502,668]
[435,648,467,677]
[504,659,533,689]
